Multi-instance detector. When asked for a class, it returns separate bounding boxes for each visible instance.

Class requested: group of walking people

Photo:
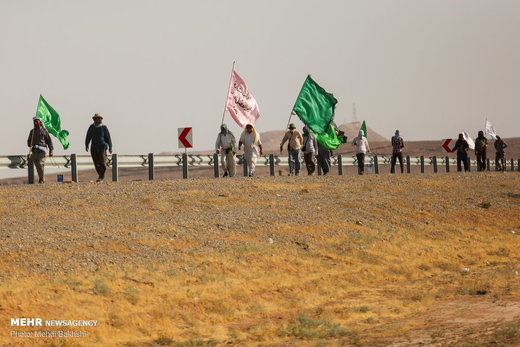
[28,113,112,183]
[452,131,508,172]
[27,115,511,183]
[215,122,511,178]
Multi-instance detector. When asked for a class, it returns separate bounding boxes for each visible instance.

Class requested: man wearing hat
[85,113,112,182]
[280,123,303,176]
[215,124,237,177]
[27,116,54,183]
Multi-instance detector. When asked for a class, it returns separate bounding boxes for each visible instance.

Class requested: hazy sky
[1,0,519,155]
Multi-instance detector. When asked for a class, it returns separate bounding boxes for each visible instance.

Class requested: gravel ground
[0,173,519,277]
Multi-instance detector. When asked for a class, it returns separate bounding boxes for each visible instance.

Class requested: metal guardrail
[0,154,505,169]
[1,154,518,184]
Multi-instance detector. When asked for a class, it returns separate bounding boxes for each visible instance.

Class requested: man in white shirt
[352,130,370,175]
[238,124,263,177]
[215,124,237,177]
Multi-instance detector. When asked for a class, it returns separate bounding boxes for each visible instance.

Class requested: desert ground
[0,172,519,346]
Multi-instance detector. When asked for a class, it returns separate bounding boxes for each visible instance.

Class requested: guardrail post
[112,153,118,182]
[337,155,343,176]
[517,159,520,172]
[445,156,450,173]
[148,153,154,180]
[182,153,188,179]
[269,154,275,176]
[374,155,379,174]
[406,155,411,174]
[432,156,438,173]
[213,153,219,178]
[71,154,78,182]
[420,156,425,173]
[28,155,35,184]
[487,158,491,171]
[511,158,515,172]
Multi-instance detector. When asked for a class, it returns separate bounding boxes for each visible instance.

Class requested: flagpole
[285,111,294,132]
[286,75,311,131]
[220,61,236,125]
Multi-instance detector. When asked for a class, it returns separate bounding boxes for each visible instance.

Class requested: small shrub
[123,286,140,305]
[418,264,431,271]
[479,201,491,209]
[93,280,110,296]
[496,322,519,340]
[279,314,357,342]
[353,306,370,313]
[154,336,174,345]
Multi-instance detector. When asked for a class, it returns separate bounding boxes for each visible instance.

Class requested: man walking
[215,124,237,177]
[494,135,508,172]
[390,130,404,174]
[452,133,469,172]
[27,116,54,184]
[302,126,318,175]
[474,130,488,171]
[352,130,370,175]
[238,124,263,177]
[85,113,112,182]
[280,123,303,176]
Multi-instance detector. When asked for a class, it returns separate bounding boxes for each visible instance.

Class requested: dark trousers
[304,152,316,175]
[356,153,365,175]
[476,150,486,171]
[390,152,404,173]
[317,151,331,175]
[496,152,505,171]
[91,150,107,179]
[457,152,469,172]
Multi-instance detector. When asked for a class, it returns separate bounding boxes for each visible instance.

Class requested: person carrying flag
[474,130,488,171]
[27,117,54,184]
[494,135,508,172]
[280,123,303,176]
[452,133,470,172]
[215,124,237,177]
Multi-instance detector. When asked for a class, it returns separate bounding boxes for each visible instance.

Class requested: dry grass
[0,173,519,346]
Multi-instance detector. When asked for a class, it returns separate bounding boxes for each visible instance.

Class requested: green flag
[360,120,367,138]
[36,95,70,150]
[315,124,345,150]
[292,75,338,134]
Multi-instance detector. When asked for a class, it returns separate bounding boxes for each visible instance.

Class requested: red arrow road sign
[442,139,453,153]
[178,127,193,148]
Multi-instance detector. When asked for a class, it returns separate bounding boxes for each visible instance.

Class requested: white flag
[226,70,261,128]
[485,119,497,139]
[462,131,475,150]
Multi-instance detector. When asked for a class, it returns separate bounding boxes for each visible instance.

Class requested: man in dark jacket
[27,117,54,183]
[474,130,488,171]
[452,133,469,172]
[390,130,405,174]
[494,136,508,172]
[85,113,112,182]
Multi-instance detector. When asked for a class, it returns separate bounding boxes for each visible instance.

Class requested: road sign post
[178,127,193,179]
